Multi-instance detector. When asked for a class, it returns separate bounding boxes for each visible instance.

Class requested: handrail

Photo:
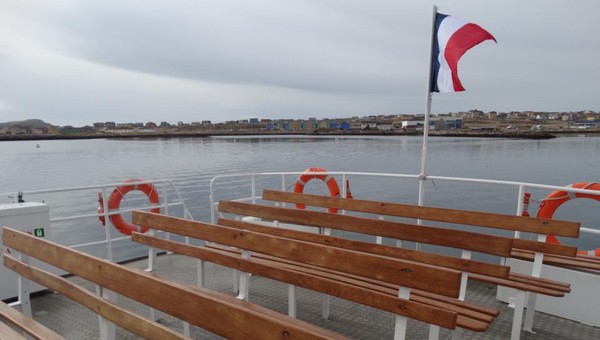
[209,171,599,244]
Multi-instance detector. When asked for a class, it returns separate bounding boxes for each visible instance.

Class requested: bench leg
[524,292,537,333]
[321,294,330,320]
[97,286,116,340]
[510,290,526,340]
[394,287,411,340]
[288,284,297,318]
[236,251,251,301]
[17,254,32,317]
[428,325,440,340]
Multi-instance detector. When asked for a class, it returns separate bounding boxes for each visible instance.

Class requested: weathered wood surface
[133,211,462,298]
[3,256,187,340]
[511,249,600,271]
[2,227,346,340]
[262,189,581,237]
[217,218,510,278]
[218,200,514,257]
[132,233,460,330]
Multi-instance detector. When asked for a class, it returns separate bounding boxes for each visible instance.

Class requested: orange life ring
[104,179,160,236]
[294,167,343,213]
[537,182,600,256]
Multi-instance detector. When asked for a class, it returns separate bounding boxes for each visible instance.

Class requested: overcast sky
[1,0,598,126]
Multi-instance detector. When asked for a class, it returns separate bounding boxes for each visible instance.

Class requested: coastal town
[1,110,599,140]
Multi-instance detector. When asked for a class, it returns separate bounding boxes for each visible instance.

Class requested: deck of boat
[24,253,600,339]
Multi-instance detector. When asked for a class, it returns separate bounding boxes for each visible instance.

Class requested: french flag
[430,13,496,93]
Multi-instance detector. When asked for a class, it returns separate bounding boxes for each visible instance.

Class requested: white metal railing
[210,171,600,240]
[1,179,193,263]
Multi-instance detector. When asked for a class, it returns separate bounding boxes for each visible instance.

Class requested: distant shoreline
[1,129,598,142]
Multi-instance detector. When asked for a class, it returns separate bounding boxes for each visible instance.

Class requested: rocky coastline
[4,129,596,142]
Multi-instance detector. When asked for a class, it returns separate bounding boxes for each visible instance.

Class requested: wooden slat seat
[254,189,582,340]
[203,242,496,332]
[511,248,600,271]
[218,200,570,298]
[130,211,476,338]
[0,301,64,340]
[2,227,347,340]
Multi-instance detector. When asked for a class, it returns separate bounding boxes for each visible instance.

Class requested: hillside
[0,119,56,128]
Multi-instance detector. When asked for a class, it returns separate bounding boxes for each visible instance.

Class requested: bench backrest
[218,200,514,257]
[217,217,510,278]
[132,211,462,298]
[261,190,579,256]
[2,227,346,340]
[130,230,460,330]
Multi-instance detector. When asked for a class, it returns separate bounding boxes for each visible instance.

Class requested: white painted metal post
[236,250,251,300]
[288,284,297,318]
[17,253,32,317]
[418,5,438,209]
[511,290,526,340]
[394,286,411,340]
[97,286,116,340]
[428,325,440,340]
[524,234,546,333]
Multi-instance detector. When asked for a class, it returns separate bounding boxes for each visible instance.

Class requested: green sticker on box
[33,228,45,238]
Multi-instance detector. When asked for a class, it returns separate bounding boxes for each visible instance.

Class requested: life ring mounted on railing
[537,182,600,256]
[293,167,351,214]
[97,179,160,236]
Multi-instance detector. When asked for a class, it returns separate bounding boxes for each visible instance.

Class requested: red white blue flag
[430,13,496,93]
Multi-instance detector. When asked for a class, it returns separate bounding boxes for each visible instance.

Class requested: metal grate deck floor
[25,253,600,339]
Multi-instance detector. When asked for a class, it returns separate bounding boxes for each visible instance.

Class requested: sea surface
[0,135,598,260]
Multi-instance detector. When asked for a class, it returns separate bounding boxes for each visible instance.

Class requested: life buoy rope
[537,182,600,256]
[293,167,351,213]
[97,179,160,236]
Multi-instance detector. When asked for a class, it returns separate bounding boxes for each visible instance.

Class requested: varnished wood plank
[218,218,510,278]
[218,200,514,257]
[511,249,600,271]
[207,244,499,322]
[468,274,565,297]
[512,239,577,257]
[507,273,570,293]
[0,302,63,340]
[262,190,581,237]
[132,233,459,329]
[0,319,29,340]
[2,227,346,340]
[3,256,187,340]
[132,211,461,297]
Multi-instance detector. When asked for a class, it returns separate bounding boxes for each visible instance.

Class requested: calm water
[0,135,598,258]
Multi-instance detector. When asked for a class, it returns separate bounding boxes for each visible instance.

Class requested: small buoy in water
[36,144,40,148]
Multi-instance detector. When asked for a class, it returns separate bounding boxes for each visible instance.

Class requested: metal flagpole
[418,5,438,207]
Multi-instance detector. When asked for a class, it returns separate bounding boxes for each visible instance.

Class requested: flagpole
[418,5,438,206]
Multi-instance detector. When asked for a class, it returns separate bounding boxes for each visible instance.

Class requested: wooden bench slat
[511,249,600,271]
[133,211,462,298]
[506,273,570,293]
[0,319,29,340]
[218,201,514,257]
[0,301,63,340]
[206,244,499,324]
[132,233,459,329]
[3,255,187,340]
[468,274,565,297]
[509,272,571,288]
[2,227,346,340]
[218,218,510,278]
[263,190,581,237]
[512,239,577,257]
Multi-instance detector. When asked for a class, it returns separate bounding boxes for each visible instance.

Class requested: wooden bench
[131,210,469,340]
[220,189,580,339]
[0,300,63,340]
[1,226,346,340]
